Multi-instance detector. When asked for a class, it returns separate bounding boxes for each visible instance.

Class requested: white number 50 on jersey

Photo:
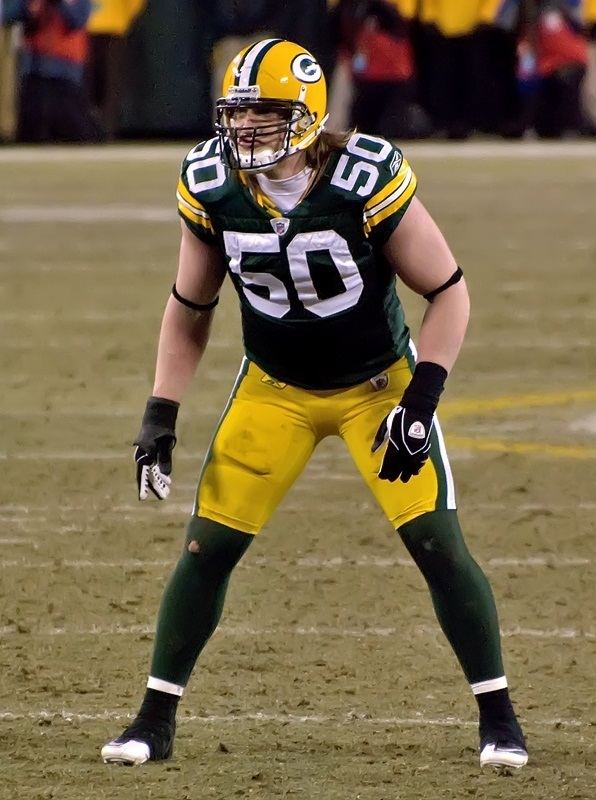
[223,230,364,319]
[330,133,393,197]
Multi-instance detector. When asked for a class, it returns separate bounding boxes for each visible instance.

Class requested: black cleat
[101,716,175,765]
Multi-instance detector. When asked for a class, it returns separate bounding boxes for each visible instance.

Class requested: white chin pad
[237,146,283,170]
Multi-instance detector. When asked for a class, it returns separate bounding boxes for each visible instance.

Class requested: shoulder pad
[183,136,220,164]
[180,137,231,204]
[329,133,406,202]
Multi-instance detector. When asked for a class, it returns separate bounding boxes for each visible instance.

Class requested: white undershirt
[256,166,314,213]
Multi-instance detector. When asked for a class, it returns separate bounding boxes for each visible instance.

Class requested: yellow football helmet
[216,38,328,172]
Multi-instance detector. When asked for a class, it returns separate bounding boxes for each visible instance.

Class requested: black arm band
[401,361,448,415]
[172,283,219,312]
[423,266,463,302]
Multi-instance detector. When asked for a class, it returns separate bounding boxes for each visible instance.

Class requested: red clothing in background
[26,2,88,65]
[352,22,414,81]
[536,9,588,77]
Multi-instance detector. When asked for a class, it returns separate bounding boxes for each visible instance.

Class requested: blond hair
[306,129,354,172]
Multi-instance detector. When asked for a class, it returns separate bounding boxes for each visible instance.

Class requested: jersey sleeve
[363,147,417,246]
[176,145,218,245]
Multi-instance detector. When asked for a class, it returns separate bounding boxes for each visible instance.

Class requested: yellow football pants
[195,353,456,534]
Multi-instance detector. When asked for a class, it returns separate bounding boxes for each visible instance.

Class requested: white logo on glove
[138,463,171,500]
[408,421,426,439]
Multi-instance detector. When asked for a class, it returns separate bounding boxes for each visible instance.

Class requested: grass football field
[1,141,595,799]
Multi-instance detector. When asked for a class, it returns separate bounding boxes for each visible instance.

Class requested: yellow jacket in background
[478,0,505,25]
[585,0,596,24]
[88,0,147,36]
[328,0,417,15]
[419,0,487,37]
[390,0,418,19]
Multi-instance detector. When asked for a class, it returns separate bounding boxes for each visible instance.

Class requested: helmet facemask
[215,97,316,172]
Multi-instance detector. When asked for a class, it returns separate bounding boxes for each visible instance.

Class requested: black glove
[372,362,447,483]
[133,396,179,500]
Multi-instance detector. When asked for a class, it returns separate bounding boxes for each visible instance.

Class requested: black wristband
[400,361,448,416]
[142,396,180,430]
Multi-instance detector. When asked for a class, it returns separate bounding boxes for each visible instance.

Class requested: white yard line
[569,414,596,434]
[0,311,160,322]
[0,408,220,419]
[0,263,177,275]
[465,339,594,351]
[0,452,347,465]
[0,556,590,570]
[485,556,590,567]
[3,445,595,463]
[0,708,584,729]
[0,206,174,223]
[0,502,194,515]
[294,555,591,568]
[4,308,596,324]
[0,559,173,569]
[0,451,205,461]
[509,308,596,322]
[3,336,594,357]
[1,501,593,514]
[0,523,88,535]
[0,145,190,163]
[0,622,593,640]
[0,336,236,350]
[0,538,36,546]
[1,141,596,163]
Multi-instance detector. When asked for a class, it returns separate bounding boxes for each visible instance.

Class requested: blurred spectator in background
[272,0,335,77]
[212,0,334,106]
[334,0,432,138]
[211,0,274,106]
[584,0,596,130]
[417,0,524,139]
[3,0,104,142]
[116,0,213,139]
[3,0,593,144]
[474,1,525,137]
[416,0,483,139]
[86,0,145,140]
[0,3,18,141]
[532,0,588,137]
[517,31,541,130]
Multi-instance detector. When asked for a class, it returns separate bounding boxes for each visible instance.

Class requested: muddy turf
[1,143,595,800]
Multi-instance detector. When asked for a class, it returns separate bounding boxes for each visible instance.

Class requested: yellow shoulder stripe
[176,178,207,213]
[177,192,211,219]
[364,159,412,212]
[364,172,417,233]
[178,202,215,233]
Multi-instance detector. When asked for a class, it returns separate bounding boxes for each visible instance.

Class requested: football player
[101,38,527,770]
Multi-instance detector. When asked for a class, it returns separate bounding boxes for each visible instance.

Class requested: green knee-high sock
[398,510,505,683]
[149,517,253,687]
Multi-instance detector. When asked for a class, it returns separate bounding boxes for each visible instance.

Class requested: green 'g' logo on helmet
[291,53,322,83]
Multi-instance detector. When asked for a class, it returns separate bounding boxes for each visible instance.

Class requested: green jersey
[176,132,417,389]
